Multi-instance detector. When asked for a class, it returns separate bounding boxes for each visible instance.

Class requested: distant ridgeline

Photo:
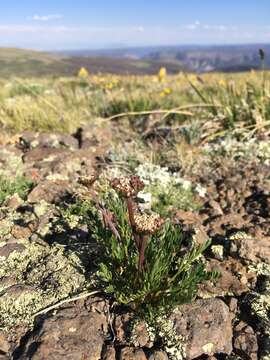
[0,44,269,77]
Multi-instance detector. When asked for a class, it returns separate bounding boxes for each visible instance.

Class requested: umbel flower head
[134,212,164,234]
[111,176,144,198]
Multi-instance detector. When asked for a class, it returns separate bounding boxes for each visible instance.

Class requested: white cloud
[183,21,237,32]
[0,23,268,49]
[30,14,63,21]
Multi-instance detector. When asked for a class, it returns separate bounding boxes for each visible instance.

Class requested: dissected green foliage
[149,182,201,216]
[87,190,215,317]
[0,175,33,204]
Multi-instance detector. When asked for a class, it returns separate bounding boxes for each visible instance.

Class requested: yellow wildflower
[105,82,114,90]
[159,87,172,97]
[158,67,167,82]
[78,67,89,78]
[164,87,172,94]
[218,79,226,87]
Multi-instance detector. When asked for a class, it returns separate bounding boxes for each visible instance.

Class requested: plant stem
[97,204,121,240]
[126,197,141,250]
[138,235,148,272]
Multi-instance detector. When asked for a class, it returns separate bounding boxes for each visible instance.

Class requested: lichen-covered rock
[20,304,108,360]
[200,258,256,297]
[230,232,270,264]
[19,131,78,150]
[0,331,10,355]
[3,193,24,210]
[0,145,23,177]
[233,321,258,360]
[170,298,233,359]
[148,350,169,360]
[114,314,153,348]
[74,124,112,149]
[120,347,147,360]
[27,180,73,204]
[0,240,86,331]
[114,313,132,345]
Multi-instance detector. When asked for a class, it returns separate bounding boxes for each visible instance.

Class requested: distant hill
[0,44,269,78]
[59,44,270,73]
[0,47,187,78]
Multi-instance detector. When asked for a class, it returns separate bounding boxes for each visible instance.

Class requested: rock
[74,125,112,149]
[230,233,270,264]
[0,243,26,259]
[20,305,108,360]
[120,347,147,360]
[23,147,66,164]
[11,224,34,240]
[0,331,10,355]
[19,132,78,150]
[208,199,224,216]
[228,298,238,314]
[200,258,256,297]
[234,322,258,360]
[3,194,24,209]
[170,298,233,359]
[148,350,168,360]
[174,210,209,246]
[132,320,153,348]
[114,314,152,348]
[114,313,132,344]
[102,345,116,360]
[28,180,73,204]
[23,146,104,181]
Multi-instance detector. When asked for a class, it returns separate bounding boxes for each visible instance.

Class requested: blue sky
[0,0,269,50]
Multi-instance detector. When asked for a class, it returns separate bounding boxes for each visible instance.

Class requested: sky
[0,0,269,50]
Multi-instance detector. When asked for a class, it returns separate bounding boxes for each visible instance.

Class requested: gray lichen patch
[246,263,270,358]
[0,147,24,178]
[129,315,186,360]
[151,315,186,360]
[0,241,87,331]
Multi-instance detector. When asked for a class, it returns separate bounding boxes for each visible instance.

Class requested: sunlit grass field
[0,69,269,143]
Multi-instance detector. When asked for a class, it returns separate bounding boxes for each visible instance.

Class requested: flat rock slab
[170,298,233,359]
[20,305,108,360]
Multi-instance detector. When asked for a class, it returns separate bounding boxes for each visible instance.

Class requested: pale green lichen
[0,241,86,331]
[249,278,270,335]
[0,149,23,177]
[33,200,52,218]
[246,263,270,358]
[249,262,270,277]
[0,208,23,239]
[153,315,186,360]
[229,231,250,241]
[128,313,186,359]
[211,245,224,260]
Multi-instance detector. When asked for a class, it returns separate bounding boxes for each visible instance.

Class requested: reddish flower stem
[138,235,148,272]
[126,197,141,251]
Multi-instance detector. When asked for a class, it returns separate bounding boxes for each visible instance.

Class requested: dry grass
[0,71,269,139]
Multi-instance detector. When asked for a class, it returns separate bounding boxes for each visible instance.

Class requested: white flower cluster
[135,163,173,187]
[135,163,207,199]
[205,138,270,164]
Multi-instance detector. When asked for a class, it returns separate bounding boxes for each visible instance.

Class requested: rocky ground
[0,125,269,360]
